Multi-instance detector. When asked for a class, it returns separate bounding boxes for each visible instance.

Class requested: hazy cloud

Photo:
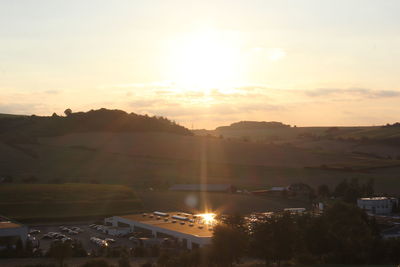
[0,102,44,115]
[305,88,400,99]
[44,90,60,95]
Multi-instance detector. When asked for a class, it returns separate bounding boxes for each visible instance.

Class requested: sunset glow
[1,1,400,128]
[165,28,244,91]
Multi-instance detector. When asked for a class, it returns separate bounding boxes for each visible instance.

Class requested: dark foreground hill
[0,108,191,143]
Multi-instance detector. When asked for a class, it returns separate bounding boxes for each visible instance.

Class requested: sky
[1,0,400,129]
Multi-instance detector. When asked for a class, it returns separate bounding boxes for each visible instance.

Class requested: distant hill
[196,120,400,143]
[216,121,290,131]
[193,120,400,160]
[0,113,26,118]
[0,108,191,143]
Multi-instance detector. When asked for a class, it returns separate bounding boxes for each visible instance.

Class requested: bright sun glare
[197,213,216,224]
[167,28,243,91]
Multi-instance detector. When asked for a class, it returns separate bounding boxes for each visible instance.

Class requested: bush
[80,259,111,267]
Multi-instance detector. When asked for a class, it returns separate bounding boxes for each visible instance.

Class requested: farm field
[0,184,142,222]
[2,132,400,194]
[197,124,400,142]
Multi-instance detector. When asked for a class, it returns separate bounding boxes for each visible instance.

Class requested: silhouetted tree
[317,184,330,198]
[48,242,72,267]
[221,214,247,233]
[80,259,110,267]
[64,108,72,117]
[334,179,349,198]
[251,212,297,266]
[118,255,131,267]
[211,224,248,266]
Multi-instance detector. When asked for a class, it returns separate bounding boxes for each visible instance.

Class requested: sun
[165,28,244,91]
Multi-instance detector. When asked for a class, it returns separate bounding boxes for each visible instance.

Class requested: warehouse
[105,211,215,249]
[357,197,398,215]
[0,216,28,249]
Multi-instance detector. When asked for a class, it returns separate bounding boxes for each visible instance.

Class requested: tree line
[155,202,400,267]
[0,108,192,144]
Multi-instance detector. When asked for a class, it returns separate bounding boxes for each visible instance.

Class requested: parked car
[29,229,41,235]
[41,234,52,239]
[105,238,116,243]
[90,237,108,247]
[54,234,66,240]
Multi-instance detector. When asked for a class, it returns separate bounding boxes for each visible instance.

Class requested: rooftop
[359,197,391,201]
[118,211,215,238]
[0,216,23,229]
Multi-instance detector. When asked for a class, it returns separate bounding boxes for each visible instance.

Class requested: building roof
[270,187,287,191]
[359,197,391,201]
[0,216,23,229]
[169,184,233,192]
[118,212,214,238]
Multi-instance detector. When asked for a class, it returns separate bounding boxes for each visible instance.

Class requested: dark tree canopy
[64,108,72,117]
[0,108,192,140]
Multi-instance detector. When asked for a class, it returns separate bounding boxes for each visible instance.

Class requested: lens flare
[197,213,216,224]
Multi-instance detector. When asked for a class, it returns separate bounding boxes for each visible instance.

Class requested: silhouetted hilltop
[216,121,290,131]
[0,108,191,141]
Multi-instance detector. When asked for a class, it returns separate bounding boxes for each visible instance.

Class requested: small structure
[105,211,215,249]
[357,197,398,215]
[284,208,306,214]
[0,216,28,249]
[169,184,236,193]
[251,186,288,196]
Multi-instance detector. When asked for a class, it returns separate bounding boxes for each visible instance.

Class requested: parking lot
[29,222,135,253]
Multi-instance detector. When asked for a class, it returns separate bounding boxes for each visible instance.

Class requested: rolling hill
[1,113,400,196]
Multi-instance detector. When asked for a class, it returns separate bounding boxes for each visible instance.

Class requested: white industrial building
[105,211,214,249]
[357,197,398,215]
[0,216,28,249]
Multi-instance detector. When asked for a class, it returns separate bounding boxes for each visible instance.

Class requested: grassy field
[0,184,142,222]
[1,131,400,196]
[0,113,26,118]
[197,125,400,141]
